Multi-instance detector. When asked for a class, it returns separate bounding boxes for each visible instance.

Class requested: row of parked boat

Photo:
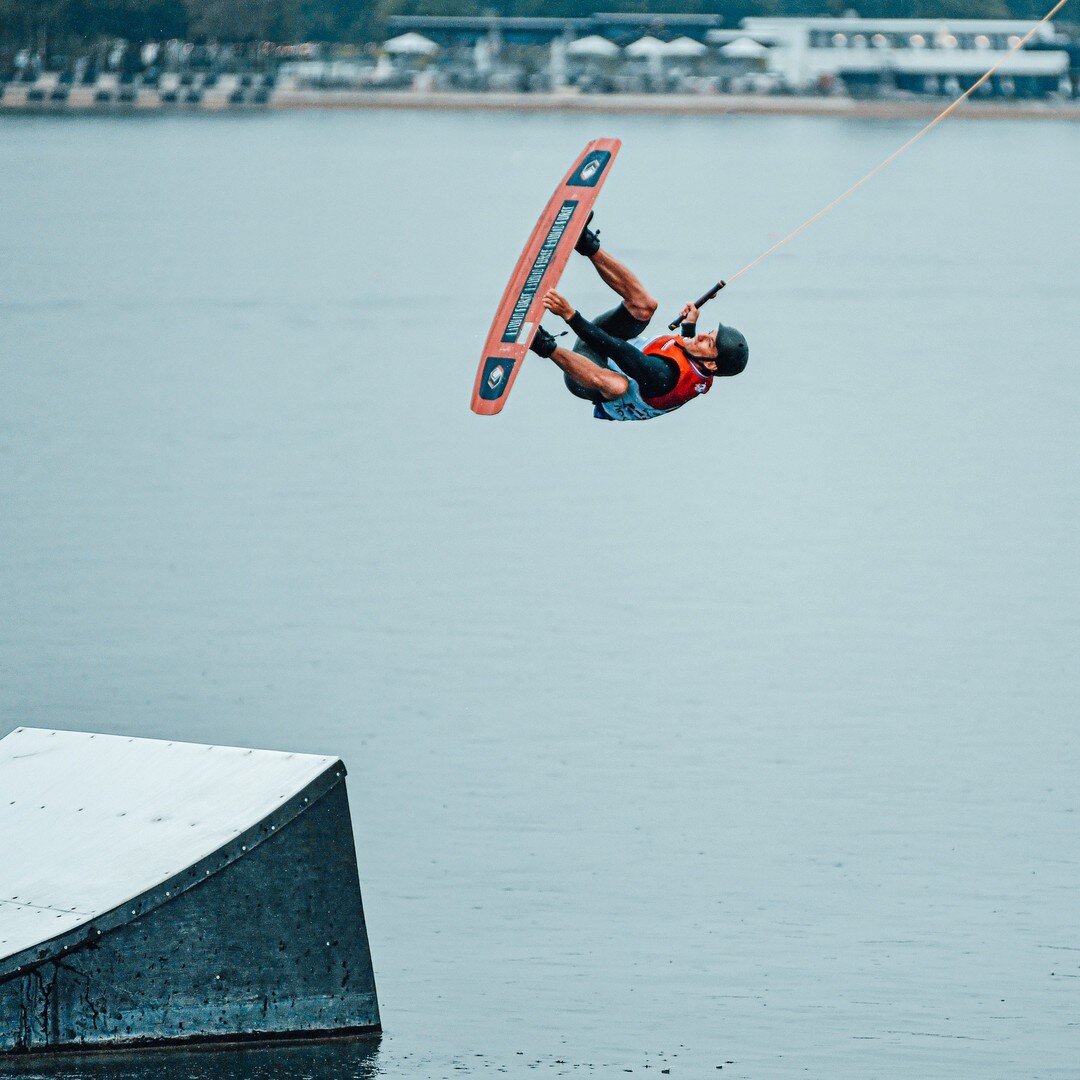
[0,71,278,108]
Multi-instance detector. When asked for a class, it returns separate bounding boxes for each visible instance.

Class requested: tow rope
[668,0,1072,329]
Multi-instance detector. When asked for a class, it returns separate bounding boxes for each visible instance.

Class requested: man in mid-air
[529,215,749,422]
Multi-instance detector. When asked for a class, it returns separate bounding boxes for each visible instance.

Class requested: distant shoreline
[3,86,1079,121]
[273,89,1080,120]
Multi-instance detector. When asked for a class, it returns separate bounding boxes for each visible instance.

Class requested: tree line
[0,0,1055,54]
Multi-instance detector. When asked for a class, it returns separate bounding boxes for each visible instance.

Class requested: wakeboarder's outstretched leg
[529,215,749,423]
[574,213,658,325]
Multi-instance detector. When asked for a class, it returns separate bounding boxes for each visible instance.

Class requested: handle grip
[667,280,727,331]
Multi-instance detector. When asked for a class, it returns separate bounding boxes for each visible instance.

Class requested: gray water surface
[1,111,1078,1078]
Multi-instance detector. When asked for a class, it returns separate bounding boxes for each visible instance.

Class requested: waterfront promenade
[3,82,1080,120]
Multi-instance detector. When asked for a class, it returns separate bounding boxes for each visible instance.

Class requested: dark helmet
[713,324,749,376]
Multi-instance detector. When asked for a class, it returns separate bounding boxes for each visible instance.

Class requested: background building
[380,12,1073,98]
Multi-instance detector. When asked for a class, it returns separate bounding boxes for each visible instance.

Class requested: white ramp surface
[0,727,338,967]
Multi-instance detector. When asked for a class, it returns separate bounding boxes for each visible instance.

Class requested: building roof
[387,13,726,46]
[742,16,1057,36]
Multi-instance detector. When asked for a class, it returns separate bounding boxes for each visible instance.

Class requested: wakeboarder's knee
[625,294,657,323]
[600,373,630,400]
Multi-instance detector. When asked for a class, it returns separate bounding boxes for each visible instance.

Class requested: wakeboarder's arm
[678,302,699,338]
[539,291,629,401]
[559,311,678,399]
[543,291,633,360]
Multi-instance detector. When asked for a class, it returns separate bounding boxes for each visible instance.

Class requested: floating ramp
[0,727,380,1053]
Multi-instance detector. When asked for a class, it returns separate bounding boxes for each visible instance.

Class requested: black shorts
[564,304,651,403]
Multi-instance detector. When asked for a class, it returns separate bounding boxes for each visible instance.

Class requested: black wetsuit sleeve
[681,321,696,338]
[567,311,678,398]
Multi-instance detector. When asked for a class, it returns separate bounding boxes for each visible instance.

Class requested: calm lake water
[1,109,1078,1079]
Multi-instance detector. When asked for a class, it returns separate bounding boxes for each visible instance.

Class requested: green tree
[185,0,301,41]
[1,0,74,52]
[1,0,1064,54]
[68,0,188,40]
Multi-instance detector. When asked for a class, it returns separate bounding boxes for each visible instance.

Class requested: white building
[736,17,1070,96]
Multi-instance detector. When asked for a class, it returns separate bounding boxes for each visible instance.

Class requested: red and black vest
[595,335,713,422]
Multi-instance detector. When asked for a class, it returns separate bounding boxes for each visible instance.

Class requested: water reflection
[0,1037,381,1080]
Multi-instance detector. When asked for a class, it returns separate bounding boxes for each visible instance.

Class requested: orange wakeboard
[470,138,621,415]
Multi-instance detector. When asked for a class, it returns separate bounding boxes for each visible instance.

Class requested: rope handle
[667,281,726,332]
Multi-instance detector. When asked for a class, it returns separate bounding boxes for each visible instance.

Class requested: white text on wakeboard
[502,200,578,344]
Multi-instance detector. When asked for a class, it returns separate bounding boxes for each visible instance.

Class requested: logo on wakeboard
[479,356,516,400]
[567,150,611,188]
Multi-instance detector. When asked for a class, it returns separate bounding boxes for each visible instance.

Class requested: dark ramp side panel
[0,730,379,1053]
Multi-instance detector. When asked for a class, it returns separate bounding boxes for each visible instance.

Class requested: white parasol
[566,34,622,58]
[382,32,439,56]
[720,37,770,59]
[665,36,708,57]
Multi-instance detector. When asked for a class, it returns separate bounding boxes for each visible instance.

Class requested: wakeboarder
[529,215,749,422]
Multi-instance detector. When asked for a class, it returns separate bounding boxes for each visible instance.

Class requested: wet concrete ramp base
[0,728,380,1053]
